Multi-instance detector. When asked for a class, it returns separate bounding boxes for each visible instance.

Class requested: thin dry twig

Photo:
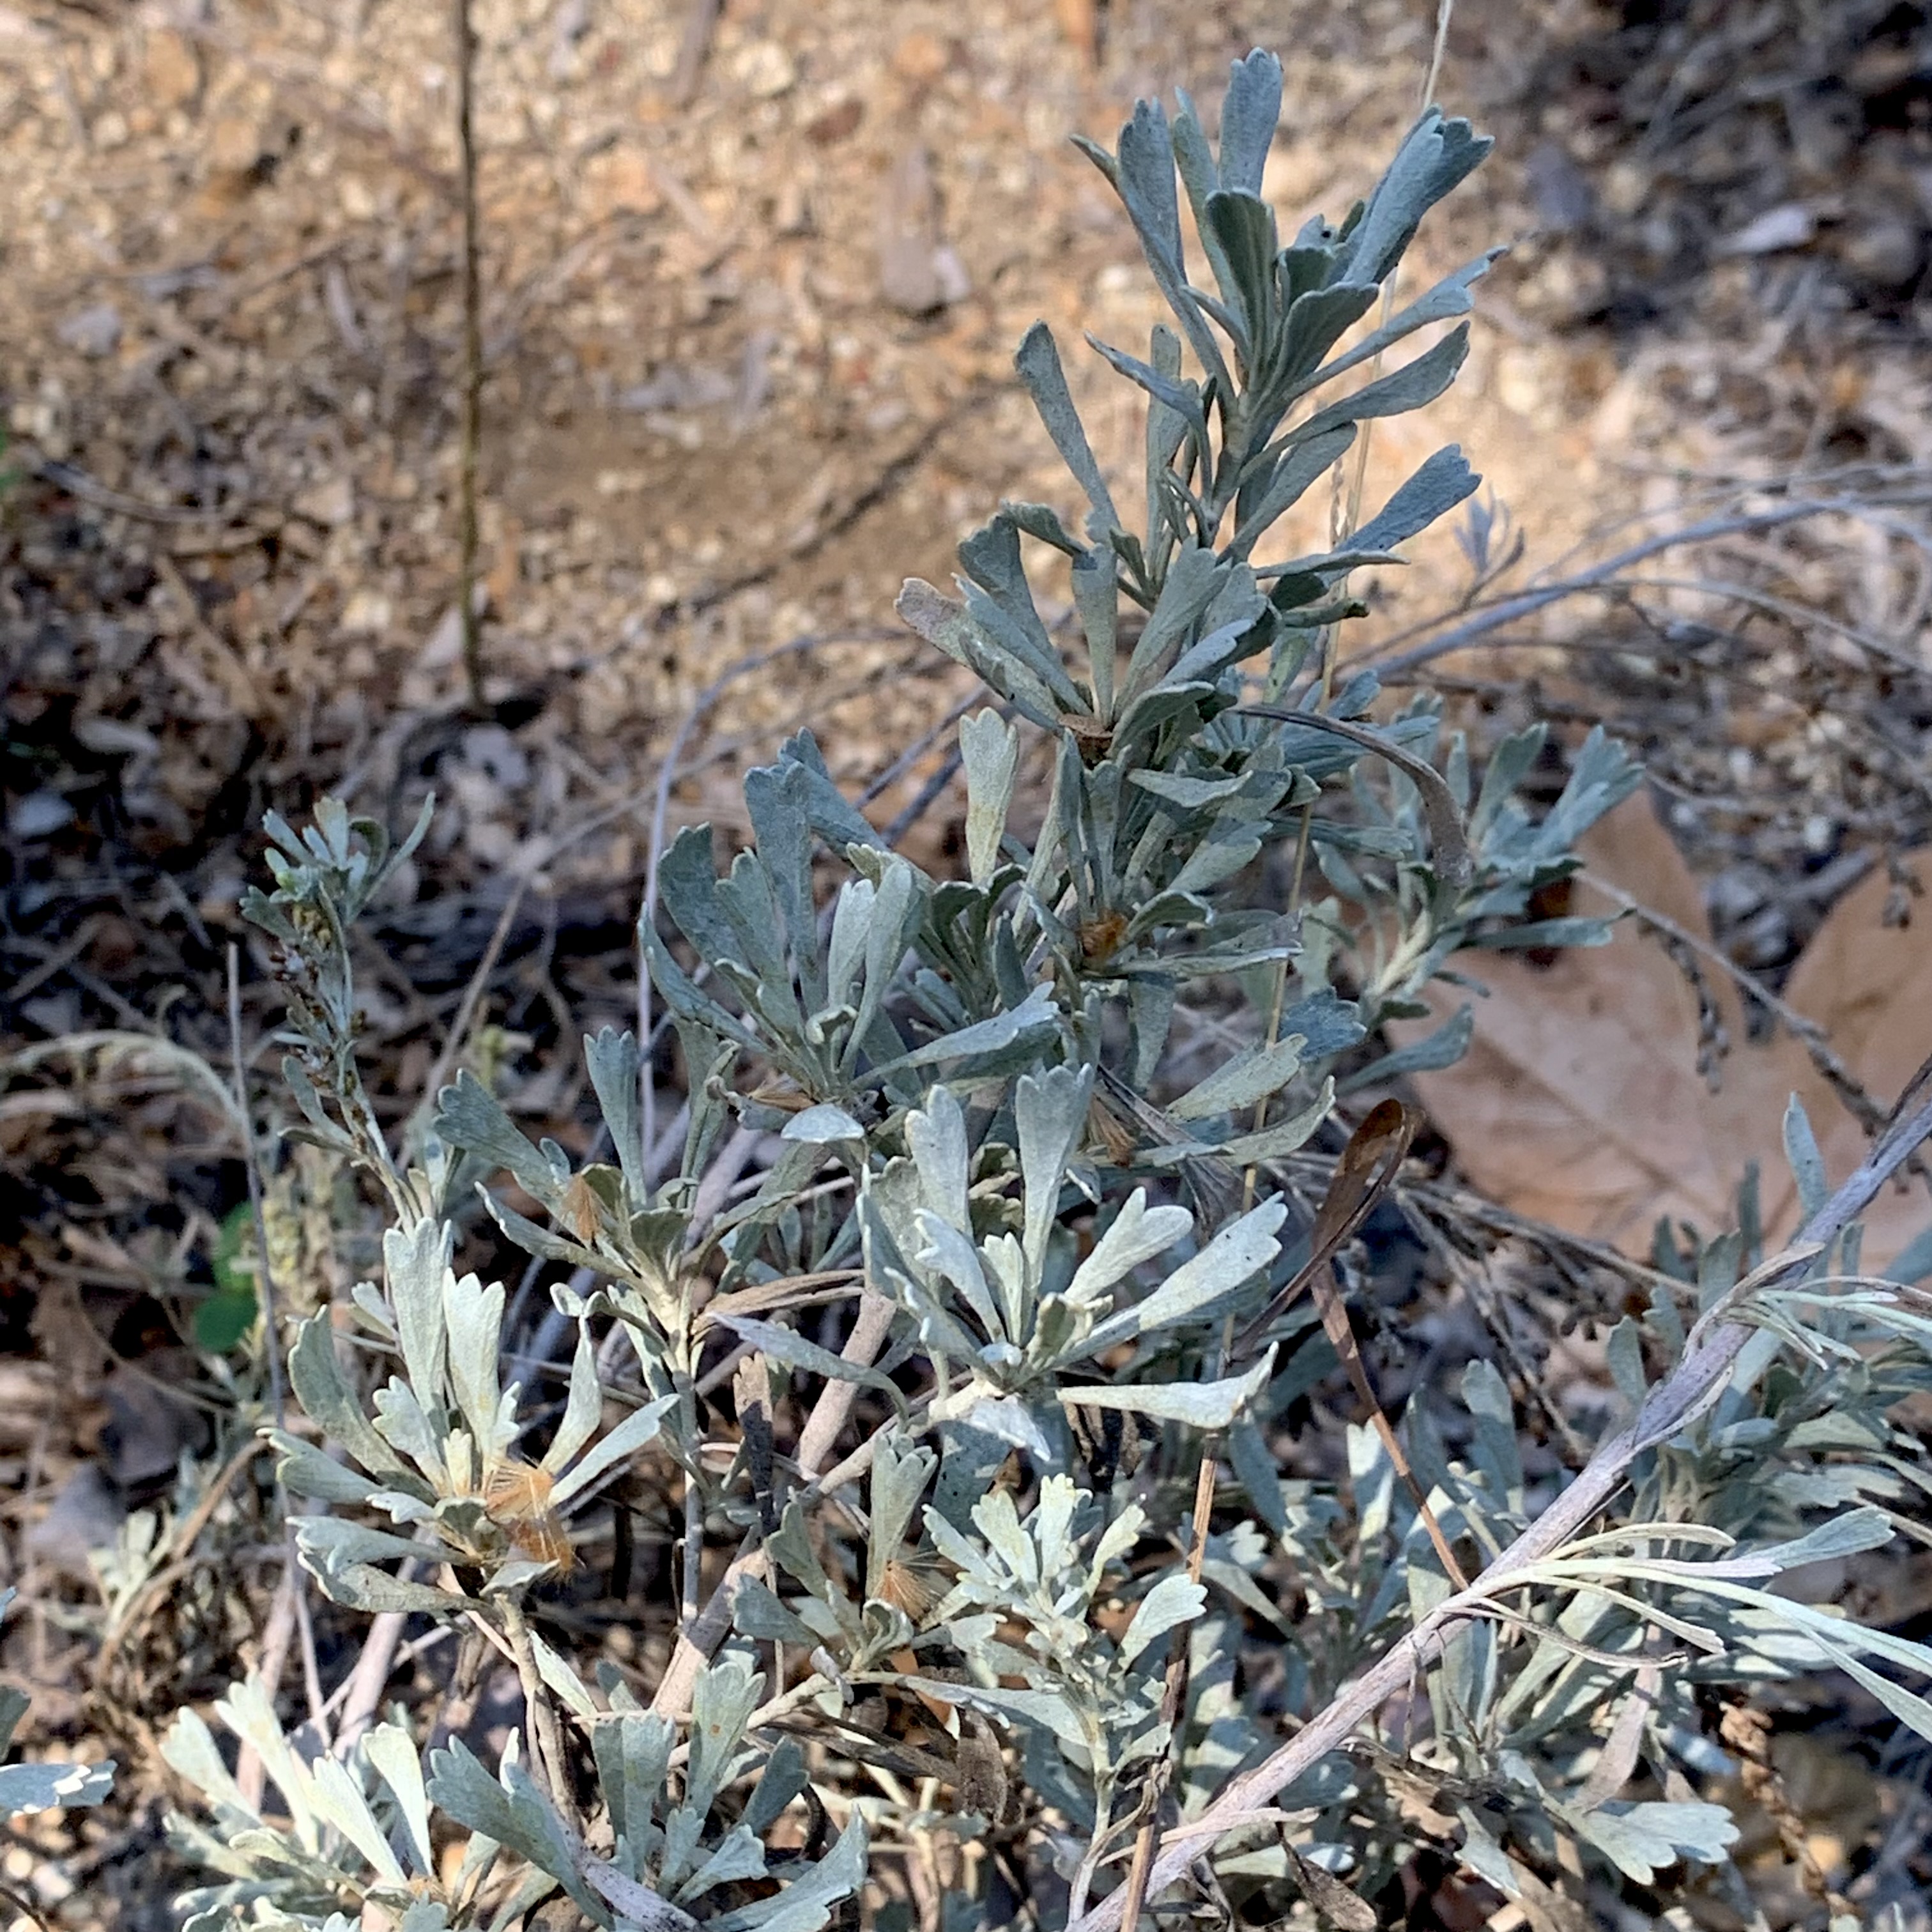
[1367,487,1932,678]
[454,0,486,712]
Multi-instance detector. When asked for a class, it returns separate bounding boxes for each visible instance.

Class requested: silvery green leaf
[745,1737,810,1837]
[847,856,916,1078]
[643,926,756,1045]
[289,1315,418,1489]
[1526,725,1644,859]
[1119,1574,1207,1665]
[1468,918,1615,950]
[443,1272,506,1452]
[826,876,875,1009]
[1285,325,1471,451]
[1783,1094,1828,1220]
[963,1395,1054,1460]
[906,1676,1088,1749]
[864,982,1060,1085]
[867,1431,939,1600]
[307,1560,460,1618]
[1126,768,1249,809]
[1072,545,1119,718]
[744,762,816,999]
[373,1377,446,1487]
[1167,830,1262,897]
[715,850,793,1014]
[1461,1358,1522,1506]
[1337,109,1491,289]
[295,1515,434,1573]
[592,1709,675,1855]
[1276,988,1366,1059]
[268,1432,379,1505]
[1066,1190,1193,1306]
[962,710,1022,887]
[773,728,887,855]
[1454,1807,1519,1895]
[433,1075,554,1199]
[710,1316,907,1420]
[1228,1416,1287,1535]
[960,519,1084,712]
[1002,498,1086,556]
[1062,1349,1275,1429]
[217,1678,316,1847]
[677,1823,767,1904]
[1129,977,1178,1089]
[1740,1506,1897,1574]
[1089,336,1208,464]
[658,822,745,971]
[896,579,1063,732]
[1020,1473,1076,1584]
[0,1686,22,1767]
[530,1630,598,1720]
[309,1755,408,1886]
[1119,543,1227,703]
[477,1190,601,1273]
[912,1205,1004,1344]
[971,1487,1038,1587]
[1075,102,1229,392]
[709,1809,868,1932]
[162,1708,249,1816]
[1607,1317,1646,1411]
[781,1105,867,1145]
[767,1498,836,1602]
[542,1325,603,1476]
[386,1217,452,1414]
[1229,425,1357,559]
[364,1724,433,1876]
[687,1653,764,1820]
[1017,1064,1091,1276]
[1469,721,1546,842]
[1155,912,1302,977]
[1344,447,1479,561]
[1564,1800,1739,1885]
[1012,322,1120,532]
[585,1027,646,1208]
[732,1578,818,1646]
[0,1758,115,1814]
[1084,1200,1287,1354]
[1169,1033,1305,1122]
[906,1085,970,1233]
[550,1393,678,1511]
[1312,251,1501,397]
[426,1740,609,1923]
[1338,1006,1473,1094]
[1216,48,1282,194]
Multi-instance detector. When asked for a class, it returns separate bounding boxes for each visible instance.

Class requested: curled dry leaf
[1395,795,1932,1259]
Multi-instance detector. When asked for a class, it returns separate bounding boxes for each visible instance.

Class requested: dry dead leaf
[1397,795,1932,1261]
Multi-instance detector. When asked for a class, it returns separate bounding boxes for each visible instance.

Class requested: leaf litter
[1399,791,1932,1261]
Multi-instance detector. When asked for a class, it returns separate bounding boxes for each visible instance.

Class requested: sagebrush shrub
[162,49,1932,1932]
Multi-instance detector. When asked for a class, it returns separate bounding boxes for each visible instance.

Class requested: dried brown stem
[454,0,486,712]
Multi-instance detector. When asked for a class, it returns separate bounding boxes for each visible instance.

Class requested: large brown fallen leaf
[1396,793,1932,1261]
